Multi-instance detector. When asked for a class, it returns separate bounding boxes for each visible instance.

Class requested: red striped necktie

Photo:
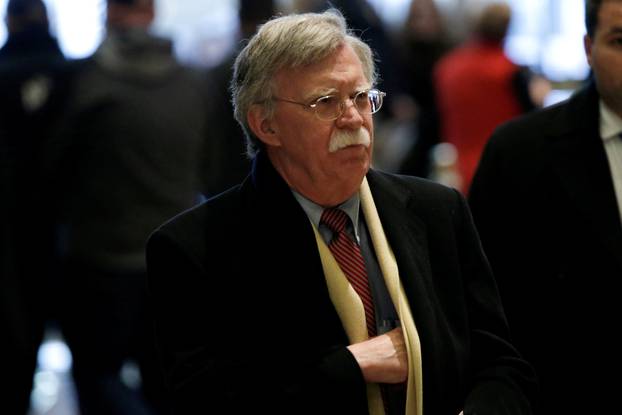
[321,208,376,337]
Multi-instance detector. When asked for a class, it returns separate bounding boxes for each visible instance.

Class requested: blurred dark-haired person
[147,9,536,415]
[202,0,274,197]
[469,0,622,412]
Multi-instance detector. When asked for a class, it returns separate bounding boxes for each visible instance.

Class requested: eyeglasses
[272,88,386,121]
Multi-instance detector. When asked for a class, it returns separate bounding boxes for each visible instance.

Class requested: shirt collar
[599,99,622,141]
[292,190,361,241]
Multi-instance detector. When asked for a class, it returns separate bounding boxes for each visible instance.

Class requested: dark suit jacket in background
[147,151,536,414]
[469,82,622,414]
[0,29,76,414]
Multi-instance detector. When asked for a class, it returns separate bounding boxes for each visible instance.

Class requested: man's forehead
[596,1,622,29]
[276,73,369,101]
[599,0,622,15]
[278,46,366,82]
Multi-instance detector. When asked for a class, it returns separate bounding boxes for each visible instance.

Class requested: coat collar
[248,152,434,297]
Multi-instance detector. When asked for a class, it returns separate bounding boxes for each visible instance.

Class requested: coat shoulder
[151,185,243,250]
[368,169,462,212]
[488,85,595,151]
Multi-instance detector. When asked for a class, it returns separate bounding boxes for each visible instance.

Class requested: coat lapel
[365,171,435,320]
[244,151,350,344]
[548,84,622,269]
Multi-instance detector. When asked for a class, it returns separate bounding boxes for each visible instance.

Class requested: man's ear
[247,104,280,147]
[584,34,593,67]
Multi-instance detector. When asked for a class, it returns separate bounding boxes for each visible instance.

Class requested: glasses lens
[354,90,371,113]
[314,89,385,120]
[354,89,383,115]
[315,95,340,120]
[368,89,383,114]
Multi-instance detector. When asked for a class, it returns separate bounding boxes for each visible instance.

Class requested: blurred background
[0,0,590,414]
[0,0,589,82]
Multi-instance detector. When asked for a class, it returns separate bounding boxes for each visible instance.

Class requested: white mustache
[328,128,371,153]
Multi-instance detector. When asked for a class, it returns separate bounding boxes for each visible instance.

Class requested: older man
[147,10,536,415]
[469,0,622,413]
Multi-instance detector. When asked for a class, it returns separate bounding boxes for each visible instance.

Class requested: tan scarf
[311,177,423,415]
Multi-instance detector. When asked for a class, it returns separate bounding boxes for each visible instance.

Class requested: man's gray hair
[231,9,378,157]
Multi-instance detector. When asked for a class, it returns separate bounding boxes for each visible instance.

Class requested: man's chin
[334,147,371,172]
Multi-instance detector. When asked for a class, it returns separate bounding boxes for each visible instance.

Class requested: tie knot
[320,208,349,233]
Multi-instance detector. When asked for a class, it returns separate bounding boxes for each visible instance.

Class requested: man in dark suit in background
[0,0,73,412]
[147,9,536,415]
[469,0,622,412]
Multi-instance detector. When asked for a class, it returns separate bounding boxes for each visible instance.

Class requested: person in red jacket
[434,2,537,193]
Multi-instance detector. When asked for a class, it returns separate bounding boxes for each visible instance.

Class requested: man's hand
[347,327,408,383]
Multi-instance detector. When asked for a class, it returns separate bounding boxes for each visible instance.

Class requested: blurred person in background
[395,0,452,179]
[0,0,75,413]
[434,1,546,193]
[45,0,211,413]
[202,0,274,197]
[469,0,622,412]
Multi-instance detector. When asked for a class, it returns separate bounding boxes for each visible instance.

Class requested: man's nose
[335,98,364,128]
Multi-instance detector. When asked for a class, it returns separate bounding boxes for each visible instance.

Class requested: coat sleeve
[145,229,369,414]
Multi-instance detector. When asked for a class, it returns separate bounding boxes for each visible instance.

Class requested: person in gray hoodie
[47,1,211,413]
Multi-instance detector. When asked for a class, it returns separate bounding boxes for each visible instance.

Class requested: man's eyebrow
[303,87,339,100]
[605,26,622,36]
[303,85,371,101]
